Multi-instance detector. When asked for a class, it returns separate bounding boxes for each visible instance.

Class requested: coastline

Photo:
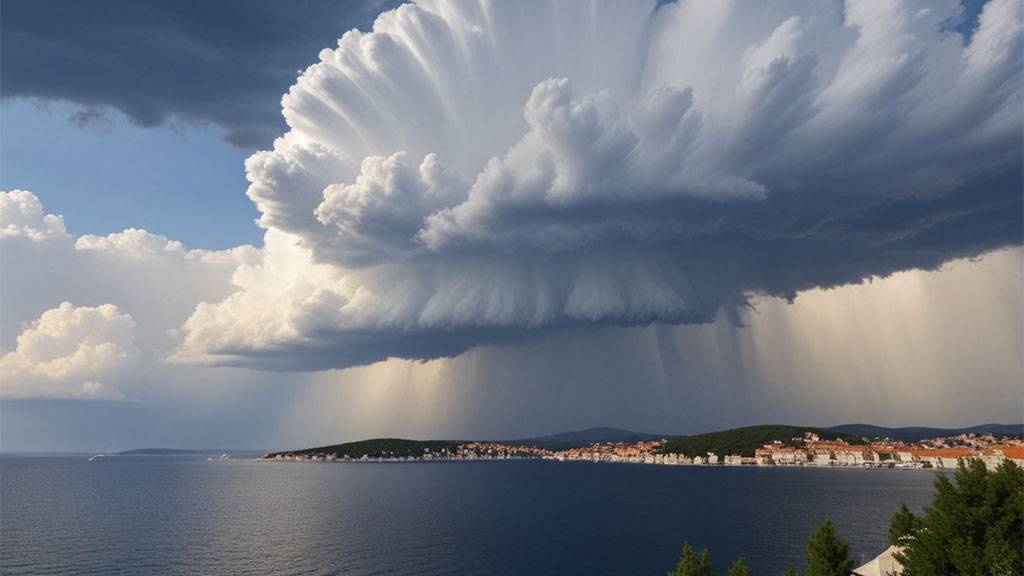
[256,453,951,472]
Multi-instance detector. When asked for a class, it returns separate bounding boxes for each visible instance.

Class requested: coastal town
[554,431,1024,471]
[262,430,1024,471]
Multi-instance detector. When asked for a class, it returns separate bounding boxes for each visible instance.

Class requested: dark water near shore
[0,456,937,575]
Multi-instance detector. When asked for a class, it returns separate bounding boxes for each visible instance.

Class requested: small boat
[87,454,106,462]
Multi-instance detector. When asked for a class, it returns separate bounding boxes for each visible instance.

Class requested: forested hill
[265,422,1021,460]
[266,438,463,460]
[268,428,663,457]
[655,425,861,458]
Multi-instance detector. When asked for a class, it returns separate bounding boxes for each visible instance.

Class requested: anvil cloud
[170,0,1022,370]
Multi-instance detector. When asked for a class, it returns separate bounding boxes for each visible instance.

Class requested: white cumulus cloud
[0,189,69,242]
[0,190,256,366]
[1,302,137,400]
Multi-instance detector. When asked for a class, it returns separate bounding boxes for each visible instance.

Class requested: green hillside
[267,425,872,460]
[267,438,463,459]
[656,425,861,458]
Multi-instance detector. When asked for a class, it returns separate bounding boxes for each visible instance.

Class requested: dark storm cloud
[0,0,401,148]
[185,173,1023,372]
[2,0,1020,373]
[168,0,1022,371]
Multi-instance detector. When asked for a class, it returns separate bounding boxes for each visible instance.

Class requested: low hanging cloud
[0,302,137,400]
[169,0,1022,371]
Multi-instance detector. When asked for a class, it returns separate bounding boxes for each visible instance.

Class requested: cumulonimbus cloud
[167,0,1022,370]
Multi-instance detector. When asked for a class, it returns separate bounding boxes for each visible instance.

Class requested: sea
[0,455,938,576]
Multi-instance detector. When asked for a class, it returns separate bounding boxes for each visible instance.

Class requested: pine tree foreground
[889,459,1023,576]
[663,459,1023,575]
[666,543,752,576]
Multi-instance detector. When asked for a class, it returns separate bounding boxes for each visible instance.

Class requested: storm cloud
[160,0,1022,371]
[0,0,399,148]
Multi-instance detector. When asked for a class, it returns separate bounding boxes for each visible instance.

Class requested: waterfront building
[910,448,972,469]
[980,445,1024,470]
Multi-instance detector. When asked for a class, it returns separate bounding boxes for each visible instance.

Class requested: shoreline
[255,454,949,472]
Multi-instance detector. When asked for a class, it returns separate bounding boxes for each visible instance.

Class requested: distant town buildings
[263,431,1024,471]
[749,432,1024,471]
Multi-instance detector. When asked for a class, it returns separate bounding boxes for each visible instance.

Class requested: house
[853,545,903,576]
[999,445,1024,466]
[910,448,973,469]
[754,448,774,466]
[980,445,1024,470]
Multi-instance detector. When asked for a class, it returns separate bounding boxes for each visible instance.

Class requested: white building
[853,545,903,576]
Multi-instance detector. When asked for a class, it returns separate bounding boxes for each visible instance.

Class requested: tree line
[656,425,862,458]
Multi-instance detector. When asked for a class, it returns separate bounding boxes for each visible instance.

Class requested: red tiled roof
[998,446,1024,459]
[909,448,974,458]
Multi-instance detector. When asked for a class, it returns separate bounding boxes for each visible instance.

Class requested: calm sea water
[0,456,937,575]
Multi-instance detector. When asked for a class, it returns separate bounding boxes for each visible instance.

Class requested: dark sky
[1,0,402,148]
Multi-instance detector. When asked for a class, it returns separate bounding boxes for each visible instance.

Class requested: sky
[1,0,1021,452]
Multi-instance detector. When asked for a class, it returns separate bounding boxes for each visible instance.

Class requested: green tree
[895,459,1023,576]
[803,520,852,576]
[726,557,751,576]
[668,542,716,576]
[887,502,921,545]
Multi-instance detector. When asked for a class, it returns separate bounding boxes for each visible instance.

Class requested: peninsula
[262,423,1024,471]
